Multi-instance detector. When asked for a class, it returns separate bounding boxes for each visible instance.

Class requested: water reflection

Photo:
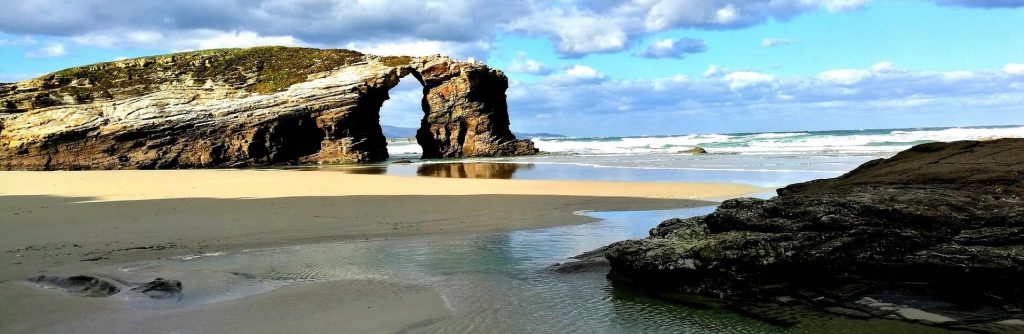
[102,205,959,333]
[416,162,533,179]
[334,166,388,174]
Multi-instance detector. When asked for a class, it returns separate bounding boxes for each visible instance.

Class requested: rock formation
[130,278,183,300]
[0,47,536,170]
[28,275,120,297]
[605,139,1024,331]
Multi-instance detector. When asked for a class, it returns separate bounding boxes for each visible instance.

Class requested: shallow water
[100,206,957,333]
[304,153,876,187]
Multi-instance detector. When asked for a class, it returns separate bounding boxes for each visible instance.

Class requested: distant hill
[515,132,565,138]
[381,125,418,138]
[382,125,563,139]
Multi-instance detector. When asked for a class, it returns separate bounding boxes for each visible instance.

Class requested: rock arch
[0,48,536,170]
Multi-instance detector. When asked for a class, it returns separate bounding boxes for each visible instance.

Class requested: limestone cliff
[0,47,536,170]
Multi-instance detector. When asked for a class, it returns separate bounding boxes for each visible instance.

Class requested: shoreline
[1,170,760,333]
[0,169,763,201]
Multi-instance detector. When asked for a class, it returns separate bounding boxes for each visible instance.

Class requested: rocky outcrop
[28,275,183,300]
[28,275,120,297]
[130,278,183,300]
[0,47,536,170]
[606,139,1024,330]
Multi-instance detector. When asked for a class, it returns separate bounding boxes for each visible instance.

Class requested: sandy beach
[0,170,760,333]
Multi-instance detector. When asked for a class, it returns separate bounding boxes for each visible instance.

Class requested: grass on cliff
[0,47,383,111]
[55,47,368,96]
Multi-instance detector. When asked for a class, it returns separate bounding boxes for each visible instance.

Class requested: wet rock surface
[605,139,1024,332]
[27,274,184,301]
[547,246,610,273]
[28,275,119,297]
[0,47,535,170]
[130,278,183,300]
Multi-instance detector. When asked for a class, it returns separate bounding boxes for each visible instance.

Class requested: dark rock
[130,277,183,300]
[678,146,708,154]
[605,139,1024,329]
[393,159,414,164]
[28,275,119,297]
[548,247,610,273]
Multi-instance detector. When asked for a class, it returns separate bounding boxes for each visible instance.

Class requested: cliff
[605,139,1024,331]
[0,47,536,170]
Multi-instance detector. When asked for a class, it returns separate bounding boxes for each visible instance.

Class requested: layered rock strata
[606,139,1024,330]
[0,47,536,170]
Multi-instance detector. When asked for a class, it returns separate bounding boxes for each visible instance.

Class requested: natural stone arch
[0,48,536,170]
[344,58,536,162]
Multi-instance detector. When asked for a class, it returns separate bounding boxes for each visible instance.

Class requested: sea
[371,125,1024,187]
[107,125,1024,333]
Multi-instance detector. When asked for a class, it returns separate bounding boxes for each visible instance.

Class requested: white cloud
[503,62,1024,134]
[71,29,300,52]
[510,9,630,56]
[188,31,299,50]
[507,63,1024,135]
[25,43,67,57]
[702,64,722,78]
[819,0,871,12]
[507,52,551,75]
[564,65,606,81]
[819,69,873,85]
[636,37,707,58]
[511,0,872,56]
[1004,63,1024,76]
[761,38,798,48]
[724,71,775,90]
[347,40,451,57]
[871,61,898,73]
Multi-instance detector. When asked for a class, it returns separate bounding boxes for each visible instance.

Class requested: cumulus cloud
[636,37,707,58]
[724,71,776,90]
[0,0,1016,60]
[818,69,873,85]
[25,43,67,57]
[344,40,490,59]
[0,0,522,57]
[510,0,868,56]
[1004,63,1024,76]
[506,63,1024,135]
[761,38,798,48]
[507,52,552,75]
[546,65,607,84]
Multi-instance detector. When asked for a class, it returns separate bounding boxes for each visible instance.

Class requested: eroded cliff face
[0,47,536,170]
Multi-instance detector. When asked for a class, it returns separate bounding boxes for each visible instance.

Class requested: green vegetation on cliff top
[2,46,415,111]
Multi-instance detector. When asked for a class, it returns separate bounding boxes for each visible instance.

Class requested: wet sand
[0,170,761,333]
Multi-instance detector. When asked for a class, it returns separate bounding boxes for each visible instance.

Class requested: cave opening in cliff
[378,74,426,158]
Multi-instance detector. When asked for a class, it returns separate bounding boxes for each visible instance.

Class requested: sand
[0,170,761,333]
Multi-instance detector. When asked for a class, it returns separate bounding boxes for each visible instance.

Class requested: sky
[1,0,1022,136]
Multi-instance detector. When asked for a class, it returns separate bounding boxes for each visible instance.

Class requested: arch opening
[378,73,426,159]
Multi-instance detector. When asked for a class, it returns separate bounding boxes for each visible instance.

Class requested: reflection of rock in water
[337,166,388,175]
[417,163,533,179]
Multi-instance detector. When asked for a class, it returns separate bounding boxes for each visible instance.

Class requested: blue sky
[2,0,1023,136]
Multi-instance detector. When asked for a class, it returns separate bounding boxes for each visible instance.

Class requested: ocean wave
[531,125,1024,155]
